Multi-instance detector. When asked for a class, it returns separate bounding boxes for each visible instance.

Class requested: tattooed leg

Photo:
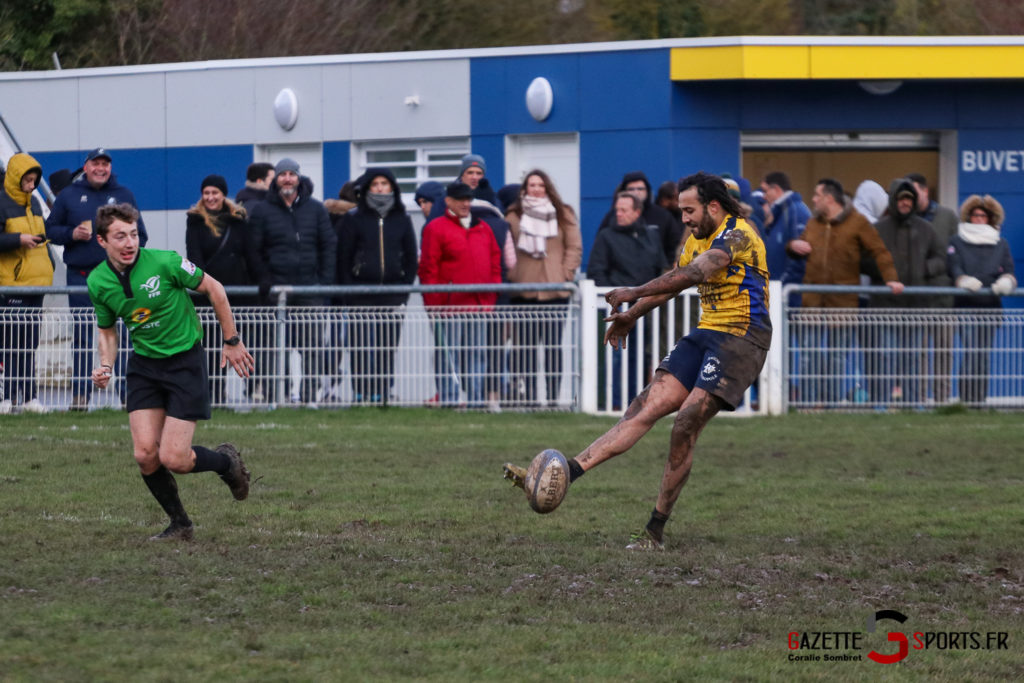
[655,388,724,516]
[574,370,685,472]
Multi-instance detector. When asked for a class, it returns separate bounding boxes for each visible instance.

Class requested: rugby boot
[502,463,527,490]
[217,442,250,501]
[149,520,194,542]
[625,528,665,551]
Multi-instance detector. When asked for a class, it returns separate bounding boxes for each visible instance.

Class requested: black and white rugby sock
[142,466,192,526]
[567,458,585,483]
[191,445,230,474]
[646,508,670,542]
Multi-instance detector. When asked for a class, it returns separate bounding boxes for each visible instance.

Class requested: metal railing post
[275,288,289,407]
[578,279,598,414]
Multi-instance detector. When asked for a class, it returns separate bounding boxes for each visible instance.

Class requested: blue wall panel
[955,83,1024,128]
[670,128,741,180]
[111,148,168,211]
[670,82,740,128]
[500,54,581,134]
[580,129,674,201]
[579,50,672,131]
[736,81,958,130]
[470,58,508,136]
[26,151,87,190]
[578,128,675,268]
[323,141,351,199]
[31,145,255,211]
[166,145,254,210]
[958,129,1024,195]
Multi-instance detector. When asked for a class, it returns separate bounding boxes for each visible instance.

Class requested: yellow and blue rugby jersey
[678,215,772,349]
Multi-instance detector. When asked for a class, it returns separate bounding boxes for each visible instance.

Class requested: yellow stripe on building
[671,44,1024,80]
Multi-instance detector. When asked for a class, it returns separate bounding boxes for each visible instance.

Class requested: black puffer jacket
[246,175,336,304]
[597,171,684,266]
[186,202,254,305]
[868,178,946,308]
[588,217,668,287]
[337,168,418,306]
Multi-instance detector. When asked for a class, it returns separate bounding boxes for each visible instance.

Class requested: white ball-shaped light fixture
[274,88,299,130]
[526,77,554,121]
[859,80,903,96]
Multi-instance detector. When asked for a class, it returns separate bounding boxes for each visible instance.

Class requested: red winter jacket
[418,211,501,309]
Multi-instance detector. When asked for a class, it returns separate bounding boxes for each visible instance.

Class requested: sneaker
[626,528,665,551]
[216,443,250,500]
[487,399,502,414]
[70,395,89,412]
[502,463,527,490]
[0,400,11,415]
[21,398,49,414]
[149,520,194,542]
[424,393,441,408]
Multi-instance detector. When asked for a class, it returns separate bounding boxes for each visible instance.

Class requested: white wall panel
[0,79,80,151]
[79,74,166,148]
[136,210,186,253]
[166,69,258,146]
[320,65,353,141]
[350,60,469,140]
[253,67,324,144]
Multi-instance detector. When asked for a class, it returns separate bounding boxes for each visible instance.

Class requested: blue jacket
[45,174,148,271]
[764,191,811,284]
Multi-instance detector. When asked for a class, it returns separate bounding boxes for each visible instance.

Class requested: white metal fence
[785,300,1024,411]
[0,286,581,413]
[1,283,1022,414]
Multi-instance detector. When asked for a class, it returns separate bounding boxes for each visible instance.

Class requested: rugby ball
[524,449,569,514]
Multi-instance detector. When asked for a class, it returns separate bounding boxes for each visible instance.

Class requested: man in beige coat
[788,177,903,406]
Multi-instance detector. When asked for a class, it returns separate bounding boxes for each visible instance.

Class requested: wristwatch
[224,335,241,346]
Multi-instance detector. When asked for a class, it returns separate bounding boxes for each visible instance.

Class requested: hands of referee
[91,364,112,389]
[222,343,256,378]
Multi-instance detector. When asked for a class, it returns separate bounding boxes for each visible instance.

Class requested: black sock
[567,458,585,483]
[646,508,670,542]
[192,445,230,474]
[142,466,191,526]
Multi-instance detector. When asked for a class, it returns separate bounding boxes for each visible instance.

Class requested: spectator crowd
[0,149,1018,413]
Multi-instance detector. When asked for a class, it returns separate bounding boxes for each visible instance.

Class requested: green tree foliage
[0,0,1008,71]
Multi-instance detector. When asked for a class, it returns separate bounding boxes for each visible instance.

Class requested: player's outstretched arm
[195,274,255,378]
[91,326,118,389]
[605,248,730,309]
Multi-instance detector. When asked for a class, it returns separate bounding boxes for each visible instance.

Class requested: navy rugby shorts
[658,329,767,410]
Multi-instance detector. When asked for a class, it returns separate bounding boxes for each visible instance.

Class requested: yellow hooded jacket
[0,153,53,286]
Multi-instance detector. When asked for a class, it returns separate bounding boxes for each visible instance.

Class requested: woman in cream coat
[506,169,582,407]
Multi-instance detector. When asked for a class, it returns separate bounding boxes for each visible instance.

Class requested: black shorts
[126,343,211,421]
[658,329,767,411]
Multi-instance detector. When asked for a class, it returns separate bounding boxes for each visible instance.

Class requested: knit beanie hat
[458,154,486,179]
[201,174,228,196]
[275,158,300,175]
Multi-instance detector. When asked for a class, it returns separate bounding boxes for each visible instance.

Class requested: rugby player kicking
[505,172,773,550]
[88,203,255,541]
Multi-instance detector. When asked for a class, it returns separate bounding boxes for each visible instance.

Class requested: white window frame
[352,138,470,208]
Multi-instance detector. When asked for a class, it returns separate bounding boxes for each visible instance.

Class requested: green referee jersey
[87,248,205,358]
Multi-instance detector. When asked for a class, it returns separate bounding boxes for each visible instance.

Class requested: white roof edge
[3,35,1023,81]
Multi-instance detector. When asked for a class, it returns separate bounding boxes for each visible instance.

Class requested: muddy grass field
[1,409,1022,681]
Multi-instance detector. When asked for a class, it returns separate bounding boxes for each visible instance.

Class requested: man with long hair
[505,172,772,550]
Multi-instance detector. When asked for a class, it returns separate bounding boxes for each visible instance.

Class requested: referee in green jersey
[88,203,256,541]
